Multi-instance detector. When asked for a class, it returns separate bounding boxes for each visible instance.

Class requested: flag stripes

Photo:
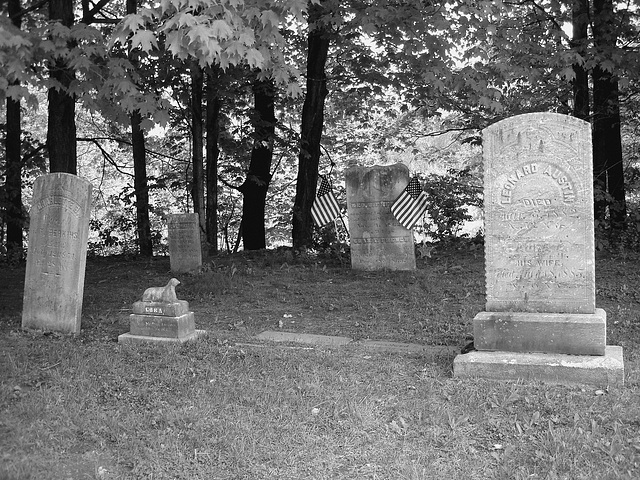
[391,176,428,230]
[311,176,341,227]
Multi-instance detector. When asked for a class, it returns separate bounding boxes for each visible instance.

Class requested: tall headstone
[167,213,202,273]
[22,173,93,334]
[454,113,624,387]
[346,164,416,271]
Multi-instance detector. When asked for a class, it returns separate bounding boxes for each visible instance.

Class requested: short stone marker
[167,213,202,273]
[454,112,624,387]
[118,278,205,344]
[22,173,93,334]
[346,164,416,270]
[255,331,352,346]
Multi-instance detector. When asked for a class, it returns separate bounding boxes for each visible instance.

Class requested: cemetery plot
[483,113,595,314]
[167,213,202,273]
[346,164,416,271]
[22,173,93,334]
[454,112,623,387]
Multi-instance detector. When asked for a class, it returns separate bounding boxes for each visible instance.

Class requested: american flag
[391,176,428,230]
[311,176,341,227]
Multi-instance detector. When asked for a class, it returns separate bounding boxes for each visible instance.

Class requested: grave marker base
[453,346,624,387]
[118,330,207,344]
[118,299,205,344]
[473,308,606,356]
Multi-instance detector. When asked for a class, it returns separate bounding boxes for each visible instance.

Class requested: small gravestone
[346,164,416,270]
[454,113,624,387]
[167,213,202,273]
[22,173,92,334]
[118,278,205,344]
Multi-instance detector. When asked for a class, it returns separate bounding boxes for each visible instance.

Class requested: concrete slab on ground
[357,340,459,356]
[255,331,353,346]
[118,330,207,345]
[453,345,624,387]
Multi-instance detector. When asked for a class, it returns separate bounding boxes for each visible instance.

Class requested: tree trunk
[592,0,626,231]
[127,0,152,257]
[5,0,23,260]
[292,1,330,250]
[47,0,77,174]
[206,67,221,254]
[571,0,589,120]
[239,79,276,250]
[190,63,206,252]
[131,111,153,256]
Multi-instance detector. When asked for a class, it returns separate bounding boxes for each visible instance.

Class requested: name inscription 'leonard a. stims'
[483,113,595,314]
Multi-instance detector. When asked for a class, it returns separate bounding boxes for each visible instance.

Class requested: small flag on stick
[311,176,341,227]
[391,176,428,230]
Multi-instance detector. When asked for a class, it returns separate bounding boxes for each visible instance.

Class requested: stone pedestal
[118,299,205,344]
[454,347,624,387]
[473,309,606,356]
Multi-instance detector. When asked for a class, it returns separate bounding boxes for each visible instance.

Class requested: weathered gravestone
[167,213,202,273]
[454,112,624,386]
[346,164,416,271]
[118,278,205,344]
[22,173,93,333]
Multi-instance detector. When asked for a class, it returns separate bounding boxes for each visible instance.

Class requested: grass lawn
[1,242,640,479]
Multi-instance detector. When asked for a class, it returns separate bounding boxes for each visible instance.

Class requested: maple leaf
[285,82,303,98]
[260,10,280,29]
[122,13,147,33]
[559,67,575,81]
[130,30,158,52]
[210,19,233,40]
[237,28,255,46]
[244,48,264,68]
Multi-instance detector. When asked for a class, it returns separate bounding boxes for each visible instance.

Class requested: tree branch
[11,0,48,21]
[81,0,114,24]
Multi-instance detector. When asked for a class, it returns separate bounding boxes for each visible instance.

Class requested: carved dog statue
[142,278,180,303]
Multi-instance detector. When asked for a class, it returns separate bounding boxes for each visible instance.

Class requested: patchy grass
[1,242,640,479]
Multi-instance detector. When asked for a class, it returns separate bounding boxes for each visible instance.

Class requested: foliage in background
[417,167,483,242]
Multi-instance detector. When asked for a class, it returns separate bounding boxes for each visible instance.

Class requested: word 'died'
[500,162,576,204]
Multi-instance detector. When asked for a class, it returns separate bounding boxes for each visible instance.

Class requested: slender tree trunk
[292,1,330,250]
[592,0,626,231]
[47,0,77,174]
[239,79,276,250]
[571,0,590,120]
[6,0,24,260]
[190,63,206,253]
[205,67,220,253]
[127,0,152,257]
[131,111,153,256]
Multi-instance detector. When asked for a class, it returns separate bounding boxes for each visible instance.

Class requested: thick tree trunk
[592,67,626,229]
[47,0,76,174]
[592,0,626,231]
[571,0,589,120]
[127,0,152,257]
[205,68,220,253]
[239,79,276,250]
[190,64,206,252]
[131,111,153,256]
[292,2,330,250]
[5,0,24,260]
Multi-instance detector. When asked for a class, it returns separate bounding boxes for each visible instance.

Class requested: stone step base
[473,309,606,355]
[129,312,195,338]
[453,346,624,387]
[118,330,207,345]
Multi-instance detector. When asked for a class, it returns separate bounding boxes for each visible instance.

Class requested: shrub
[416,167,483,242]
